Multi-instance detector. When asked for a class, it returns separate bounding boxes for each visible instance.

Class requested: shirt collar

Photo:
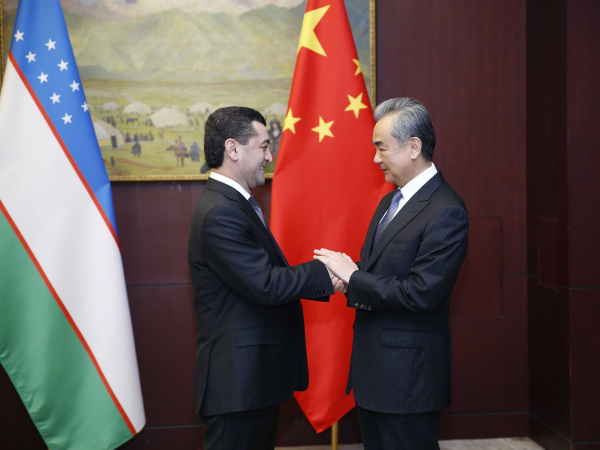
[398,163,438,202]
[210,172,251,200]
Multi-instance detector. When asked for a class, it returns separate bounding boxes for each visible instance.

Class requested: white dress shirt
[210,172,251,200]
[382,163,438,223]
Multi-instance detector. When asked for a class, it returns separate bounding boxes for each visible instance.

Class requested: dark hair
[373,98,436,161]
[204,106,266,169]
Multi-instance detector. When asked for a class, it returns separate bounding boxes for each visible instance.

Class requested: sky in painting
[3,0,306,19]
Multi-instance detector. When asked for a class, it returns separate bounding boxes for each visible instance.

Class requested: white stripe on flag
[0,60,145,432]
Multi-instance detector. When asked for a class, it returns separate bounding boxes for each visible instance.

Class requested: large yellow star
[298,5,330,56]
[353,59,362,75]
[345,93,368,118]
[283,109,301,134]
[311,117,334,142]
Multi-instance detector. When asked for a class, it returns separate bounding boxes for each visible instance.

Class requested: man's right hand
[332,277,348,294]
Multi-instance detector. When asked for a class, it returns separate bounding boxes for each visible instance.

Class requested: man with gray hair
[315,98,469,449]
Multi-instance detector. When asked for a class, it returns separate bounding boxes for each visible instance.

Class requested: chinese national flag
[270,0,391,433]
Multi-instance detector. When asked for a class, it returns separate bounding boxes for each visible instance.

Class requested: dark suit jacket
[346,171,468,414]
[188,178,333,417]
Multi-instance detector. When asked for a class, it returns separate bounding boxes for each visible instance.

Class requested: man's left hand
[314,249,358,285]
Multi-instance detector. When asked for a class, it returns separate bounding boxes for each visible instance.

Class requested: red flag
[271,0,391,433]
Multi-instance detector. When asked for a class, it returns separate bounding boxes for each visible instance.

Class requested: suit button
[368,306,372,310]
[360,304,364,309]
[355,303,359,308]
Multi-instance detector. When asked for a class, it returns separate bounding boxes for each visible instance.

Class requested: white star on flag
[25,52,36,63]
[58,60,69,71]
[61,113,72,124]
[14,30,24,42]
[81,102,89,112]
[70,81,80,92]
[45,39,57,50]
[50,93,61,104]
[38,72,49,84]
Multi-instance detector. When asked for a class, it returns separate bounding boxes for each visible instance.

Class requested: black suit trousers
[356,405,441,450]
[201,404,281,450]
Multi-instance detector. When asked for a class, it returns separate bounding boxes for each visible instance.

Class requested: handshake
[314,248,359,294]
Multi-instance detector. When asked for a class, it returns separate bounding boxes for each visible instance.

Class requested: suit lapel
[363,171,445,272]
[206,178,288,266]
[362,190,395,262]
[238,199,289,266]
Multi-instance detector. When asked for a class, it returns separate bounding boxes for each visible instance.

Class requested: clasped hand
[315,249,359,294]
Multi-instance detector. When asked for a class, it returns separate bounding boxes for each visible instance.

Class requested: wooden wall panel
[113,182,193,286]
[566,3,600,441]
[528,1,600,448]
[0,366,38,436]
[377,0,526,276]
[527,282,570,438]
[525,0,569,282]
[451,218,503,318]
[441,414,528,440]
[121,427,202,450]
[449,276,528,414]
[537,218,559,289]
[566,0,600,288]
[127,285,199,427]
[570,290,600,442]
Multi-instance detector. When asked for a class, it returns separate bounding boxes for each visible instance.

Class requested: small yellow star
[353,59,362,75]
[298,5,330,56]
[345,93,368,118]
[283,109,301,134]
[311,117,334,142]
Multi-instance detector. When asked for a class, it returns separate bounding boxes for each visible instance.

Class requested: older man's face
[372,114,413,187]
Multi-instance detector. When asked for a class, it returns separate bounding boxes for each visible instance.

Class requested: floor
[276,437,545,450]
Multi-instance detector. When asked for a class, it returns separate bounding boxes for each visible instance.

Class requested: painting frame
[1,0,376,182]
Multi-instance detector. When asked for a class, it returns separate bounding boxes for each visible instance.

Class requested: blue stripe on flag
[10,0,118,235]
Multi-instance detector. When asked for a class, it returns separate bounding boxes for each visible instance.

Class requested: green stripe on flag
[0,210,134,450]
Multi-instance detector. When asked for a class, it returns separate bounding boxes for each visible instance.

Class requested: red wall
[1,0,564,447]
[527,1,600,449]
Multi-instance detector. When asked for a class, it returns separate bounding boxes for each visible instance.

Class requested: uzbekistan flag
[0,1,145,449]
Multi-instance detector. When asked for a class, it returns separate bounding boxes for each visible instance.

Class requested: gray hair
[373,98,436,161]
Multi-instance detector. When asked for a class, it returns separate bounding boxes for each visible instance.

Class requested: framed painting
[1,0,376,181]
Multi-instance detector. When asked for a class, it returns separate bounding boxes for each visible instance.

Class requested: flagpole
[331,421,339,450]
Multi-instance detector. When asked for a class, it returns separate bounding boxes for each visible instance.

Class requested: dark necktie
[372,189,403,251]
[248,195,266,227]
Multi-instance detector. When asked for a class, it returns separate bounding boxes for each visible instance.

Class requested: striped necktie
[248,195,266,227]
[372,189,403,251]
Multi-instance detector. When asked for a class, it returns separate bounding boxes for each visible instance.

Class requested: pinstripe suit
[346,171,468,449]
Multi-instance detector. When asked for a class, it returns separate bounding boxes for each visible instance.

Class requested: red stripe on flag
[8,51,121,251]
[0,198,136,436]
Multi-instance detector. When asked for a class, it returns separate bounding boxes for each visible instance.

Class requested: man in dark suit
[188,107,339,450]
[315,98,469,450]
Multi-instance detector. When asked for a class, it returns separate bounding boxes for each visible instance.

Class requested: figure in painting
[190,141,201,162]
[268,118,282,161]
[167,137,189,167]
[131,142,142,157]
